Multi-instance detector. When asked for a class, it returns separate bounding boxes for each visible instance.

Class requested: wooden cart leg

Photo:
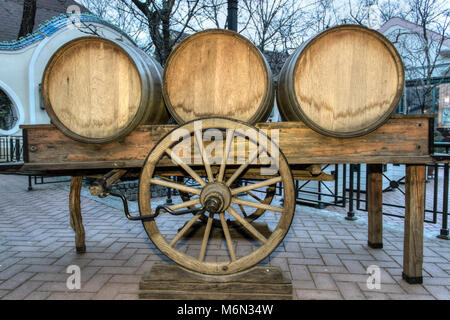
[402,164,425,284]
[69,176,86,253]
[368,164,383,249]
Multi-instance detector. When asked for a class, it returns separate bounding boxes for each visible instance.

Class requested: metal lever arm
[108,191,205,222]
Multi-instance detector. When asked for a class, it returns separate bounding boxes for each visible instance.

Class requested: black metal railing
[0,135,72,190]
[295,161,449,240]
[295,164,347,208]
[434,142,450,154]
[0,135,23,162]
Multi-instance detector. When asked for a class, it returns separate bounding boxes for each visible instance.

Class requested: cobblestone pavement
[0,174,449,300]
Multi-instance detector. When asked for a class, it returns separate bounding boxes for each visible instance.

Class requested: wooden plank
[20,156,435,173]
[69,176,85,253]
[390,114,436,119]
[138,290,290,300]
[139,263,292,300]
[0,162,25,171]
[367,164,383,248]
[21,116,431,171]
[24,124,173,165]
[403,164,425,284]
[260,118,429,163]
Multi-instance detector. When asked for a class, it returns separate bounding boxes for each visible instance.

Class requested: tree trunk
[18,0,37,39]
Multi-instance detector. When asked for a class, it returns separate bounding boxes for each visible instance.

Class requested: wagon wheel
[138,117,295,275]
[177,176,276,225]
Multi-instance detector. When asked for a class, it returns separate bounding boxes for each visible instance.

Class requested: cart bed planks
[21,115,433,172]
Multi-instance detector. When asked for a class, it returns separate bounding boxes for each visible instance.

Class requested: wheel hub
[200,183,231,214]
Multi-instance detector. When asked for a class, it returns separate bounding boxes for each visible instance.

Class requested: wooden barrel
[163,29,274,124]
[277,25,404,137]
[42,37,168,144]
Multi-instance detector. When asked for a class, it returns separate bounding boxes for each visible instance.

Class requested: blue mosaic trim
[0,13,134,50]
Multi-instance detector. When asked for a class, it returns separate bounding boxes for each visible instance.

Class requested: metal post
[364,167,369,211]
[432,87,436,114]
[356,164,361,209]
[0,136,4,161]
[166,177,173,205]
[397,96,402,113]
[438,163,450,240]
[15,137,21,161]
[433,163,439,223]
[317,181,325,209]
[9,138,13,162]
[346,164,358,220]
[342,164,347,206]
[227,0,238,32]
[334,164,339,205]
[28,175,33,191]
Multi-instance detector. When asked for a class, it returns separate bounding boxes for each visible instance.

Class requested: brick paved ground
[0,174,449,300]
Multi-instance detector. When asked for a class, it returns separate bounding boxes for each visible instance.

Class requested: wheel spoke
[199,216,213,262]
[150,178,201,195]
[170,214,201,247]
[168,198,200,211]
[246,190,263,202]
[226,148,260,187]
[194,130,214,183]
[219,212,236,261]
[232,198,284,213]
[238,204,248,217]
[227,206,267,244]
[231,176,282,195]
[165,148,206,187]
[155,175,177,183]
[217,129,235,182]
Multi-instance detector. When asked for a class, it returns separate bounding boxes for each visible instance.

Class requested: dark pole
[345,164,358,221]
[438,163,449,240]
[28,175,33,191]
[166,177,173,205]
[227,0,238,32]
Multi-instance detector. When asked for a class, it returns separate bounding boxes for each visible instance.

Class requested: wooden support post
[367,164,383,248]
[403,165,425,284]
[69,176,86,253]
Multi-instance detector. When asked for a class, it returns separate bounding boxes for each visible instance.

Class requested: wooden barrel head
[42,37,142,141]
[163,30,272,124]
[288,25,404,137]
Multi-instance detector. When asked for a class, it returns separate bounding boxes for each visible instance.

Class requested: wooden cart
[2,114,436,284]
